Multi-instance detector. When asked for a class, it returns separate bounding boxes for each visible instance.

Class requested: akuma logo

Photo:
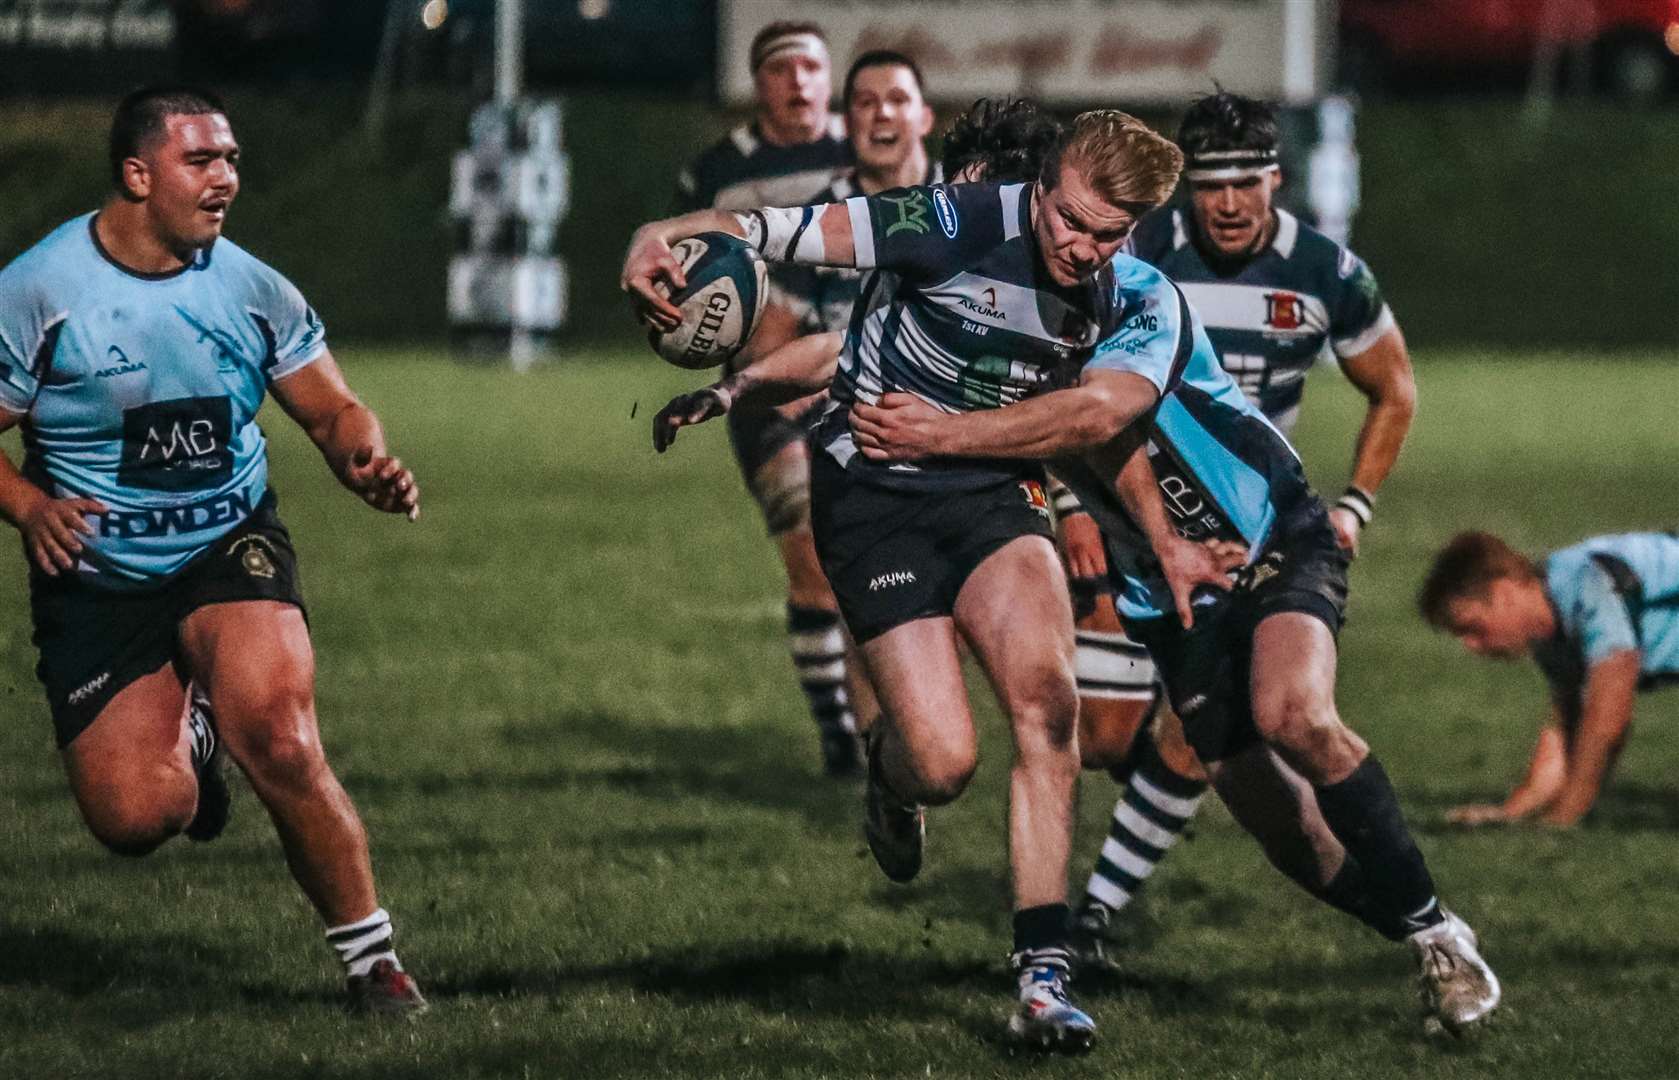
[932,187,959,238]
[868,570,917,591]
[95,344,147,379]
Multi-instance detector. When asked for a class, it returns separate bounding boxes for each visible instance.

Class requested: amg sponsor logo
[67,671,111,706]
[119,396,234,492]
[868,569,917,591]
[680,292,732,365]
[99,488,255,539]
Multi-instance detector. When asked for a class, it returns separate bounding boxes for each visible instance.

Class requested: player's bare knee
[1256,695,1358,777]
[84,770,195,856]
[1007,668,1080,754]
[907,740,979,804]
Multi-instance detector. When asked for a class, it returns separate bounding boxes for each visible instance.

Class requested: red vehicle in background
[1340,0,1679,97]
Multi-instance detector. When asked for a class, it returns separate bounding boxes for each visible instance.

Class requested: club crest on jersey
[932,188,959,238]
[1264,290,1302,331]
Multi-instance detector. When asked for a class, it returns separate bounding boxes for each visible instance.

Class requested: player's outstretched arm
[1447,713,1570,827]
[653,331,843,453]
[1331,326,1416,555]
[0,407,107,576]
[270,351,419,521]
[1539,650,1640,827]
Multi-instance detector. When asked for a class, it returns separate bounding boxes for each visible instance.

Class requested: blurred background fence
[1,0,1675,351]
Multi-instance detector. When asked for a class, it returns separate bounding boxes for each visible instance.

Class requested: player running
[674,21,868,776]
[1421,530,1679,828]
[0,86,425,1014]
[844,145,1499,1035]
[1065,90,1420,960]
[626,110,1229,1051]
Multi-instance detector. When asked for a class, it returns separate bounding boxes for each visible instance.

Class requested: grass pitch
[2,346,1677,1079]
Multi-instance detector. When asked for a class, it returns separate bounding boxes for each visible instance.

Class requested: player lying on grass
[0,85,425,1014]
[1421,530,1679,828]
[641,105,1504,1037]
[627,107,1232,1052]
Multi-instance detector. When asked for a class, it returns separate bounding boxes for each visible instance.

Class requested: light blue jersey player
[0,85,424,1013]
[1423,530,1679,828]
[0,213,324,586]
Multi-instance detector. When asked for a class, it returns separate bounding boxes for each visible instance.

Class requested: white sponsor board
[720,0,1331,106]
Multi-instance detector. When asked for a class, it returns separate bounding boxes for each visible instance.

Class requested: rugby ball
[648,232,767,370]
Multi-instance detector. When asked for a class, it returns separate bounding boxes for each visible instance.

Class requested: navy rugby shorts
[1123,505,1349,763]
[808,452,1055,644]
[29,490,306,747]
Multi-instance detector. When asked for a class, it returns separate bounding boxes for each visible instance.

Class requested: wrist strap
[1335,485,1374,528]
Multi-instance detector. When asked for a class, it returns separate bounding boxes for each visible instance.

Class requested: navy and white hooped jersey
[1534,533,1679,707]
[675,117,852,213]
[1127,208,1393,434]
[809,180,1139,493]
[0,213,326,589]
[1047,254,1315,622]
[801,164,944,336]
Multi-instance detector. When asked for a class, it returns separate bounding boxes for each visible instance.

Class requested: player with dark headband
[1064,89,1418,961]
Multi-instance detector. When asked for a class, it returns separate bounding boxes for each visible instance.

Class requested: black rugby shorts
[29,491,306,747]
[1123,507,1349,763]
[808,453,1055,644]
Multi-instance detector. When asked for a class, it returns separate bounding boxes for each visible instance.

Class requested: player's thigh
[858,616,976,776]
[62,661,194,828]
[1073,595,1158,766]
[954,532,1077,743]
[1249,611,1367,781]
[178,600,321,761]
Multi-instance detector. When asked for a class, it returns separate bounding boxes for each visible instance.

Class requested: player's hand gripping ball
[648,232,767,370]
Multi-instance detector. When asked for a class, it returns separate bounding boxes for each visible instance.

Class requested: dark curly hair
[940,98,1062,184]
[1176,90,1278,162]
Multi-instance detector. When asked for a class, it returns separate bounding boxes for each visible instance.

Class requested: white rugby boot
[1006,948,1096,1054]
[1407,908,1501,1035]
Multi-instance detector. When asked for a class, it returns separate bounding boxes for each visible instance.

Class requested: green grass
[2,347,1677,1078]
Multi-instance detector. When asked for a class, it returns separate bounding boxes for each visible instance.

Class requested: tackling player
[625,110,1231,1050]
[674,21,867,775]
[1421,530,1679,827]
[1065,89,1419,960]
[0,86,425,1013]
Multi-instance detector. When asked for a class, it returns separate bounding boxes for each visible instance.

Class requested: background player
[0,86,424,1013]
[1066,89,1419,956]
[627,110,1226,1051]
[673,21,865,776]
[1421,530,1679,828]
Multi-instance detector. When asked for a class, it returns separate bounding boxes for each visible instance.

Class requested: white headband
[1184,164,1280,182]
[752,32,829,71]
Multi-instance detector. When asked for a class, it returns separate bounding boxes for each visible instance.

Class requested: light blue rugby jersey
[0,213,326,588]
[1047,252,1317,622]
[1534,533,1679,703]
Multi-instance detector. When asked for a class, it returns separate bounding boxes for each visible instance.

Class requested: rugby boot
[347,958,429,1017]
[184,685,231,843]
[1007,948,1096,1053]
[1066,900,1119,976]
[1408,909,1500,1036]
[863,734,924,883]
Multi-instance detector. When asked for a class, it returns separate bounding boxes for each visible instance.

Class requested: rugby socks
[1311,756,1444,940]
[1082,740,1207,914]
[327,908,403,978]
[1014,903,1072,954]
[787,604,858,739]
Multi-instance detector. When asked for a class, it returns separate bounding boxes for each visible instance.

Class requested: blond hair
[1045,110,1182,212]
